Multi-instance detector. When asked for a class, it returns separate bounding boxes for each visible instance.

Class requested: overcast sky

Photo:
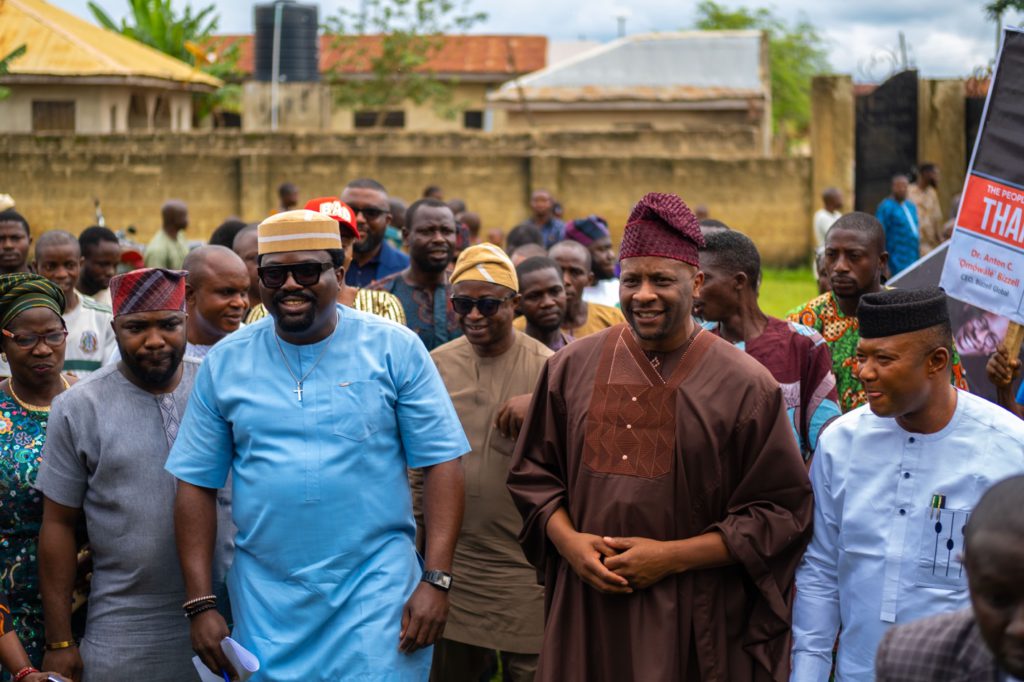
[53,0,1024,81]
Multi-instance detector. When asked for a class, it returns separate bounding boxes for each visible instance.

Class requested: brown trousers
[430,638,538,682]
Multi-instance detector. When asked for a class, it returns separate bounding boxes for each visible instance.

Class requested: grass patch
[759,267,820,318]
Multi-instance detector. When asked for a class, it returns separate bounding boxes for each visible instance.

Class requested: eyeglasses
[257,261,332,289]
[450,294,515,317]
[348,205,387,221]
[1,328,68,350]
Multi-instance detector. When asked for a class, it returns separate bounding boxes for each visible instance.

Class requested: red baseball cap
[304,197,359,240]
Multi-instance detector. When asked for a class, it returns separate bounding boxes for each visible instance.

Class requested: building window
[128,94,148,130]
[463,110,484,130]
[216,112,242,128]
[31,101,75,132]
[109,105,117,132]
[354,111,405,129]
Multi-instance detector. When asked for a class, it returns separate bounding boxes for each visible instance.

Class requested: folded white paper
[192,637,260,682]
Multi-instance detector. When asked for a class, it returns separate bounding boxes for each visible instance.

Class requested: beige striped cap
[257,209,342,255]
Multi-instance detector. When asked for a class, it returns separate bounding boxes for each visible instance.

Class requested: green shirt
[144,229,189,269]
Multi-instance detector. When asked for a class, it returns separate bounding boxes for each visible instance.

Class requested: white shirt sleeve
[791,441,842,680]
[811,209,835,249]
[100,315,118,367]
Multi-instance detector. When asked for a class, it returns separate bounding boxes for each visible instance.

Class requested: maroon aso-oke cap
[109,268,187,317]
[619,192,705,267]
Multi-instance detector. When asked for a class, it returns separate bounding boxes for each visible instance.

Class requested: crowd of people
[0,174,1019,682]
[814,163,951,281]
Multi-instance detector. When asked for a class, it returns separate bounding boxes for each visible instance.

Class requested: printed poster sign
[890,243,1024,404]
[940,27,1024,322]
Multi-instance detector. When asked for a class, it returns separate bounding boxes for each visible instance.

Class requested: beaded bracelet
[185,602,218,620]
[13,667,39,682]
[182,594,217,610]
[183,596,217,619]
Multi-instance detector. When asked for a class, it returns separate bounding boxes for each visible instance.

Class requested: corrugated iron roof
[213,34,547,78]
[496,85,765,103]
[490,31,767,103]
[0,0,222,89]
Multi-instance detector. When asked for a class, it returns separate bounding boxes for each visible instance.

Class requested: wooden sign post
[1005,322,1024,362]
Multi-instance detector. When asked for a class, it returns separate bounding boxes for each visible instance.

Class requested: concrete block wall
[0,131,812,266]
[918,79,967,215]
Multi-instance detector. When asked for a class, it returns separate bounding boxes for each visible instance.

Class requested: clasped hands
[557,532,678,594]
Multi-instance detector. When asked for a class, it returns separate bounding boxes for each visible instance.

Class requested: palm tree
[986,0,1024,18]
[986,0,1024,49]
[0,44,27,100]
[88,0,218,63]
[87,0,240,124]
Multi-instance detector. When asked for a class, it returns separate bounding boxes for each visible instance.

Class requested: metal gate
[854,69,919,213]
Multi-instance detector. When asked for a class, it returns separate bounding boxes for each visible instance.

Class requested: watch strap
[422,569,453,591]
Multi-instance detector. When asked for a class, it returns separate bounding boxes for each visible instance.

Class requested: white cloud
[44,0,1024,80]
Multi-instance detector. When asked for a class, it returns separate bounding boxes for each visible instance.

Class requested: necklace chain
[274,316,339,402]
[7,375,71,413]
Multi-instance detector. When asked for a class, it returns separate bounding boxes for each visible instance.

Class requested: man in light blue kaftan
[166,209,468,682]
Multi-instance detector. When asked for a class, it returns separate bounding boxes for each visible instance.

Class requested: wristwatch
[422,569,453,591]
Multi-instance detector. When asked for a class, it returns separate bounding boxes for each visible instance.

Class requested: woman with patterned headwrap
[0,273,74,668]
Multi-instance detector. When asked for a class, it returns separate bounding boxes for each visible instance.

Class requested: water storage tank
[254,1,320,83]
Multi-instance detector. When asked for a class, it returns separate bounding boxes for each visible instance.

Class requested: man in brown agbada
[506,192,814,681]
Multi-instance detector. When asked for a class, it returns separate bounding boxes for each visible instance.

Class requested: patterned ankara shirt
[787,292,969,412]
[0,396,49,664]
[370,272,461,351]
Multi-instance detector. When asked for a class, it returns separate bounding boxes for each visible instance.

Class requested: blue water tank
[253,1,320,83]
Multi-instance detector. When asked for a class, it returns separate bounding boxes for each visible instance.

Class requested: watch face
[425,571,452,590]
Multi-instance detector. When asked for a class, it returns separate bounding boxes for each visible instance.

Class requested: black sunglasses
[450,294,515,317]
[348,205,387,221]
[257,261,332,289]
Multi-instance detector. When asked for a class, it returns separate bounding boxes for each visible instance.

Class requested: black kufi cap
[858,287,950,339]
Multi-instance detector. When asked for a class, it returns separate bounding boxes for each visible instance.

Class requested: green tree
[324,0,487,128]
[986,0,1024,20]
[0,44,27,101]
[986,0,1024,51]
[693,1,829,141]
[87,0,241,123]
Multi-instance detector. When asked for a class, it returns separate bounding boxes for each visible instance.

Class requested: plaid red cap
[619,193,704,266]
[109,268,187,317]
[304,197,359,240]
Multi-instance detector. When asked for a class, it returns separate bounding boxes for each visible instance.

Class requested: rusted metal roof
[0,0,222,90]
[214,34,547,79]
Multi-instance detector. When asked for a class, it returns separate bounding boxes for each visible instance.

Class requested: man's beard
[353,230,384,255]
[411,249,451,274]
[121,345,185,387]
[269,290,318,333]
